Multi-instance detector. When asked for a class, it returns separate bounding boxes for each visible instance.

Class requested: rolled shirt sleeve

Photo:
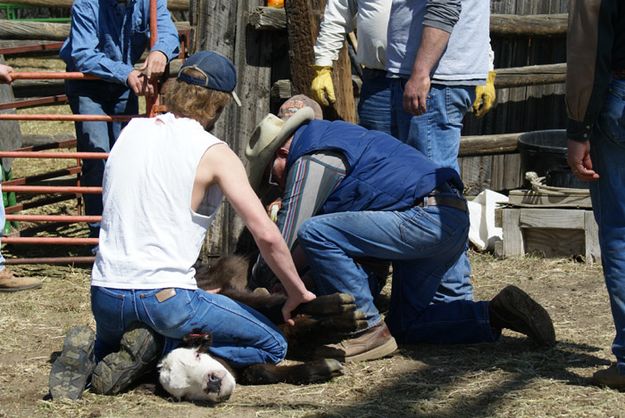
[61,0,135,84]
[314,0,357,67]
[151,0,180,62]
[423,0,461,33]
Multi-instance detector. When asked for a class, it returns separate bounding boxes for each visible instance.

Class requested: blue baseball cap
[177,51,241,106]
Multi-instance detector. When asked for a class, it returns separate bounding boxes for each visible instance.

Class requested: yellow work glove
[310,65,336,106]
[473,70,496,118]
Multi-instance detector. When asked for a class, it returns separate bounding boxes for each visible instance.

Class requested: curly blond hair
[161,68,231,128]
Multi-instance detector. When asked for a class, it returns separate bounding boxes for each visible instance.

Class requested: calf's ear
[182,330,213,352]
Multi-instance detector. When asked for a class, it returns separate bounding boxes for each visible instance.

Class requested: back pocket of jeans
[597,86,625,147]
[141,289,196,332]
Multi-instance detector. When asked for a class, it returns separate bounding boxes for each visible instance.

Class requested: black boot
[489,285,556,347]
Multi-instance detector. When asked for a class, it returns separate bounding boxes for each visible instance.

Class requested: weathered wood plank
[193,0,239,257]
[519,208,585,229]
[459,132,520,156]
[490,13,567,37]
[584,211,601,264]
[0,21,192,41]
[3,0,189,11]
[502,208,523,257]
[524,228,585,258]
[508,189,592,208]
[249,6,287,30]
[495,63,565,88]
[244,8,569,37]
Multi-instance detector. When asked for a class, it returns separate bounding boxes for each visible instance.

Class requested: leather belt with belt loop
[418,195,468,212]
[613,69,625,80]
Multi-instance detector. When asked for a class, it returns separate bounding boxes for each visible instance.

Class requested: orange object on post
[267,0,284,8]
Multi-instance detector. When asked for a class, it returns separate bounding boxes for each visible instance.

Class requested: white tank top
[91,113,224,289]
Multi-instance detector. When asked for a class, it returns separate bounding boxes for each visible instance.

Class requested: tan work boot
[0,267,42,292]
[592,364,625,390]
[313,321,397,363]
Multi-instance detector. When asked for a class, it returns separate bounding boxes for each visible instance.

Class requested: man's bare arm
[200,144,315,323]
[403,26,450,115]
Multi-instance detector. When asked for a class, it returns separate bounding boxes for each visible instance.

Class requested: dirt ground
[1,252,624,418]
[2,57,625,417]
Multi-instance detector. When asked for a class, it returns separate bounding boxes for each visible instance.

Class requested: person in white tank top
[48,51,315,400]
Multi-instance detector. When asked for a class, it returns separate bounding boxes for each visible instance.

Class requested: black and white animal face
[158,347,236,403]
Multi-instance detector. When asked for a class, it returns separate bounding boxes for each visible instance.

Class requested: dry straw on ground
[2,253,624,417]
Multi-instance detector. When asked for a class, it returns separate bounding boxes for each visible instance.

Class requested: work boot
[48,325,96,400]
[592,364,625,390]
[489,285,556,347]
[91,323,163,395]
[313,321,397,363]
[0,267,42,292]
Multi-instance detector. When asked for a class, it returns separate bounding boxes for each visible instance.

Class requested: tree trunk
[284,0,356,122]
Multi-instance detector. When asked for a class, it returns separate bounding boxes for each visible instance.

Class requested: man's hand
[0,64,14,84]
[266,198,282,223]
[310,65,336,107]
[473,70,496,118]
[567,139,599,181]
[127,69,153,96]
[403,72,430,115]
[139,50,168,81]
[282,289,316,326]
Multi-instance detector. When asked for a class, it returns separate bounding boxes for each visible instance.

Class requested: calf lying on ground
[158,332,343,402]
[156,255,366,403]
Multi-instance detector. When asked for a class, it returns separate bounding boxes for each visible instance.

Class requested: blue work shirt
[60,0,180,86]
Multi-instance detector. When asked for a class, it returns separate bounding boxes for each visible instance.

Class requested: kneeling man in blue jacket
[246,102,556,362]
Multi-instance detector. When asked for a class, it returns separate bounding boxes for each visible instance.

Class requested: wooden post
[194,0,274,256]
[284,0,356,122]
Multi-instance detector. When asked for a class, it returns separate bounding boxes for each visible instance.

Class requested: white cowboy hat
[245,107,315,191]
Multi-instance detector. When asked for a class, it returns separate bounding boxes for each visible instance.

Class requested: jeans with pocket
[91,286,287,368]
[390,79,475,304]
[66,80,138,237]
[296,194,497,344]
[358,69,393,134]
[589,78,625,373]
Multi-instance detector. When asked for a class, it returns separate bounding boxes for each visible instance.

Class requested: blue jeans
[66,80,138,237]
[358,69,393,134]
[589,78,625,374]
[390,79,474,303]
[91,286,287,368]
[296,189,497,344]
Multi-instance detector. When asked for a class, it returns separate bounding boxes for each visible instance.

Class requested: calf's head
[158,333,236,403]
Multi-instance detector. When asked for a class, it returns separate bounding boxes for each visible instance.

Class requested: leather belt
[613,69,625,80]
[418,195,468,212]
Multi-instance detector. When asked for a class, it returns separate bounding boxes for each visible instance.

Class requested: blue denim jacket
[60,0,179,85]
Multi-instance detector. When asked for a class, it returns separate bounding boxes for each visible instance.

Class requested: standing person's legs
[67,82,137,239]
[390,80,474,302]
[68,94,112,238]
[588,79,625,387]
[358,70,393,134]
[297,204,479,360]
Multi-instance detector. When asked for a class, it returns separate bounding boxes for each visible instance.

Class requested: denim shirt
[60,0,179,85]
